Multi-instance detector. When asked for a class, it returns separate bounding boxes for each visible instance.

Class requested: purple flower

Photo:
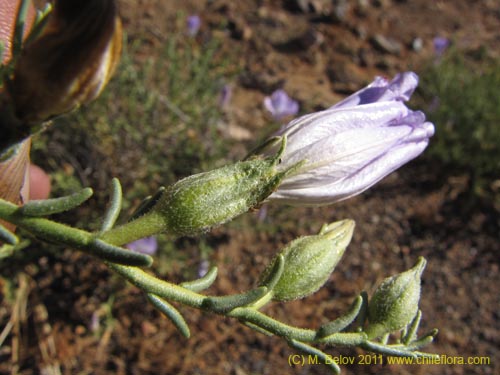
[433,37,449,56]
[126,236,158,255]
[264,72,434,206]
[264,89,299,121]
[186,15,201,37]
[198,259,210,278]
[218,84,232,108]
[89,311,100,333]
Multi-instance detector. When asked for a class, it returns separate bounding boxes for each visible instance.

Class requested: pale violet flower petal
[187,15,201,37]
[263,72,434,206]
[270,140,430,205]
[332,72,418,108]
[276,102,409,156]
[264,89,299,121]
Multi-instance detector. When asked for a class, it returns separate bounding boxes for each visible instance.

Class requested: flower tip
[321,219,355,247]
[391,72,419,102]
[413,256,427,276]
[425,121,435,137]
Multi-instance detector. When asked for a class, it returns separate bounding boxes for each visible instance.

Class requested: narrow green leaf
[147,294,190,338]
[24,3,53,45]
[181,266,218,292]
[361,340,420,358]
[243,321,274,337]
[12,0,31,59]
[0,240,30,260]
[202,287,268,313]
[288,339,340,374]
[405,329,438,351]
[101,178,122,231]
[317,332,367,347]
[259,254,284,291]
[89,239,152,267]
[353,291,368,331]
[18,188,93,216]
[317,295,364,338]
[402,310,422,345]
[0,223,19,245]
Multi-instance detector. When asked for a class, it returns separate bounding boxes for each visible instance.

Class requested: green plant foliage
[418,48,500,202]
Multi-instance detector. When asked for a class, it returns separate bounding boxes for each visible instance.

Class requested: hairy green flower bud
[259,219,355,301]
[153,154,287,236]
[365,257,426,339]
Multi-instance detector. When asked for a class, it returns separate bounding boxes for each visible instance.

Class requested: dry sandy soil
[1,1,499,374]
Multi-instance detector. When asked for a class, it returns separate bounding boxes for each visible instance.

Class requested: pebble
[371,34,403,55]
[412,37,423,52]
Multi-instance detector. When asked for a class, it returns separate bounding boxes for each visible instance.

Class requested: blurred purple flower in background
[126,236,158,255]
[264,72,435,206]
[198,259,210,278]
[89,311,100,333]
[186,15,201,37]
[264,89,299,121]
[433,36,449,56]
[218,84,232,108]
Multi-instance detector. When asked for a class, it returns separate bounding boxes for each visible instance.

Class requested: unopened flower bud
[365,257,426,339]
[7,0,122,125]
[259,219,355,301]
[153,152,288,236]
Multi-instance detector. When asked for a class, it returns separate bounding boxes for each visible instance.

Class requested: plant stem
[108,263,205,308]
[98,211,167,246]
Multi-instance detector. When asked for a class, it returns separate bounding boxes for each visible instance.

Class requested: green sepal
[129,187,166,221]
[180,266,218,292]
[259,220,354,302]
[202,286,268,313]
[366,257,426,339]
[18,187,93,216]
[153,138,291,236]
[243,136,282,160]
[316,295,364,338]
[147,293,190,338]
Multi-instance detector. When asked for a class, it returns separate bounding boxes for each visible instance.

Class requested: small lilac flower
[186,15,201,37]
[218,84,232,108]
[126,236,158,255]
[264,89,299,121]
[433,37,449,56]
[198,259,210,278]
[89,311,100,333]
[264,72,435,206]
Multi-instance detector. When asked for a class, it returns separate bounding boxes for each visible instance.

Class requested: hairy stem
[98,211,167,246]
